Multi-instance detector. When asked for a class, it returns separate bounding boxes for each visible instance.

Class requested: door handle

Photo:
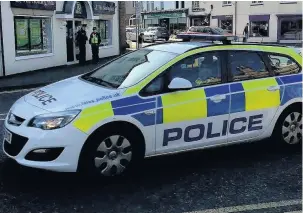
[267,85,280,92]
[144,110,155,115]
[210,94,226,103]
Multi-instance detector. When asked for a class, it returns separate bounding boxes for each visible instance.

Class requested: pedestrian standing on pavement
[76,24,88,65]
[243,23,249,42]
[138,33,143,49]
[89,27,101,64]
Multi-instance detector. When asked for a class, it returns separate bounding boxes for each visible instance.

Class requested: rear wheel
[78,126,144,177]
[273,105,302,147]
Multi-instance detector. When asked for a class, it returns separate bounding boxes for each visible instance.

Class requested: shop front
[142,9,188,34]
[0,1,119,76]
[277,14,302,43]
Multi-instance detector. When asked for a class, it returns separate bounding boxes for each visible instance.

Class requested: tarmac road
[0,88,301,213]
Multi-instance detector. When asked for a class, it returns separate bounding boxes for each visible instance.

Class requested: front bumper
[2,99,88,172]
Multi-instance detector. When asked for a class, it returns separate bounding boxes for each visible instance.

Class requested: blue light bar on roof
[176,33,238,42]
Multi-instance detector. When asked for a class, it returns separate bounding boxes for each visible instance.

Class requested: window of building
[267,54,300,76]
[94,20,112,46]
[228,51,269,82]
[160,1,164,9]
[249,20,269,37]
[280,17,302,40]
[280,1,297,3]
[176,1,179,9]
[192,1,199,9]
[222,1,232,6]
[181,1,185,8]
[167,52,222,87]
[251,1,263,5]
[147,2,150,11]
[14,16,52,57]
[132,1,136,7]
[151,1,154,10]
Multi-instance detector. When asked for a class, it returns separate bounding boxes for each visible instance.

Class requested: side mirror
[168,77,193,90]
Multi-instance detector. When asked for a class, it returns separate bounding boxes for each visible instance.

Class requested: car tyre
[165,37,169,41]
[78,125,145,178]
[272,104,302,149]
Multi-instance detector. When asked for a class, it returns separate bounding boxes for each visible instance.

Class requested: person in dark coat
[138,33,143,49]
[89,27,101,64]
[243,23,249,42]
[76,24,88,65]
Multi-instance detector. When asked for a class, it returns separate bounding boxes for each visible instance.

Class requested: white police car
[3,37,302,177]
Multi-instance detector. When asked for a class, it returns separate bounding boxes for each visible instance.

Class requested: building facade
[141,1,187,33]
[0,1,120,77]
[208,1,302,43]
[185,1,212,27]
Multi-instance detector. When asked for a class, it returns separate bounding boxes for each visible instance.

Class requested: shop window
[14,17,52,57]
[94,20,112,46]
[167,52,222,87]
[222,1,232,6]
[267,54,300,76]
[249,20,269,37]
[280,18,302,40]
[219,19,233,33]
[228,51,269,82]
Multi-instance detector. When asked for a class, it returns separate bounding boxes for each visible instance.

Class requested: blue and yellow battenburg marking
[73,73,302,132]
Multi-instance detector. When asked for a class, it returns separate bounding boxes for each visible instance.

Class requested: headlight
[28,110,81,130]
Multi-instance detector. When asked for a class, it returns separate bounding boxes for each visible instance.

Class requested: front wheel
[78,127,144,177]
[273,105,302,147]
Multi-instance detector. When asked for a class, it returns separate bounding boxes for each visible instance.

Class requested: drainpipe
[0,2,5,76]
[234,1,237,38]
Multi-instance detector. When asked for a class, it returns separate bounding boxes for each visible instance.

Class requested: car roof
[144,41,295,55]
[145,42,212,54]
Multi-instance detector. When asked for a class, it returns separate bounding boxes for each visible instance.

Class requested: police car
[3,35,302,177]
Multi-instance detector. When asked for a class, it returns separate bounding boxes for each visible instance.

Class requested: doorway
[65,20,84,64]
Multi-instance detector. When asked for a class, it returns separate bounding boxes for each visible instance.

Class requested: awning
[212,15,233,20]
[249,15,270,22]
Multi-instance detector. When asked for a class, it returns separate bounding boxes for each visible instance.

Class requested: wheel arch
[79,120,147,161]
[272,101,302,136]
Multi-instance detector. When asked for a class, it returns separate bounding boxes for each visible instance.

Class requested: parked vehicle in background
[143,27,170,43]
[126,28,145,42]
[186,26,232,35]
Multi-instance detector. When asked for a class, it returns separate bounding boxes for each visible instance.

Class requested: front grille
[7,112,25,126]
[4,131,28,156]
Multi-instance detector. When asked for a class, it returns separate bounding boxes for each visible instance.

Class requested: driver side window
[140,52,223,96]
[167,51,222,87]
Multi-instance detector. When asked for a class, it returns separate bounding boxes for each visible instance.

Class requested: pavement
[0,53,131,92]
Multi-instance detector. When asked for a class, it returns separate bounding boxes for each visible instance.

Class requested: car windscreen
[81,49,177,89]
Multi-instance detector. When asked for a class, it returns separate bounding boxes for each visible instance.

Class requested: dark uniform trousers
[79,44,86,64]
[91,44,99,63]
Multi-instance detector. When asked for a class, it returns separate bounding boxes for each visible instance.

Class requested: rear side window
[228,51,269,82]
[267,54,300,76]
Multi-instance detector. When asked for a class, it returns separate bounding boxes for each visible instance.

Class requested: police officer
[76,24,88,65]
[89,27,101,64]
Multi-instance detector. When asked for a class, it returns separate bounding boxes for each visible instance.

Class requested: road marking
[0,113,7,116]
[0,87,38,94]
[285,211,302,213]
[184,199,302,213]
